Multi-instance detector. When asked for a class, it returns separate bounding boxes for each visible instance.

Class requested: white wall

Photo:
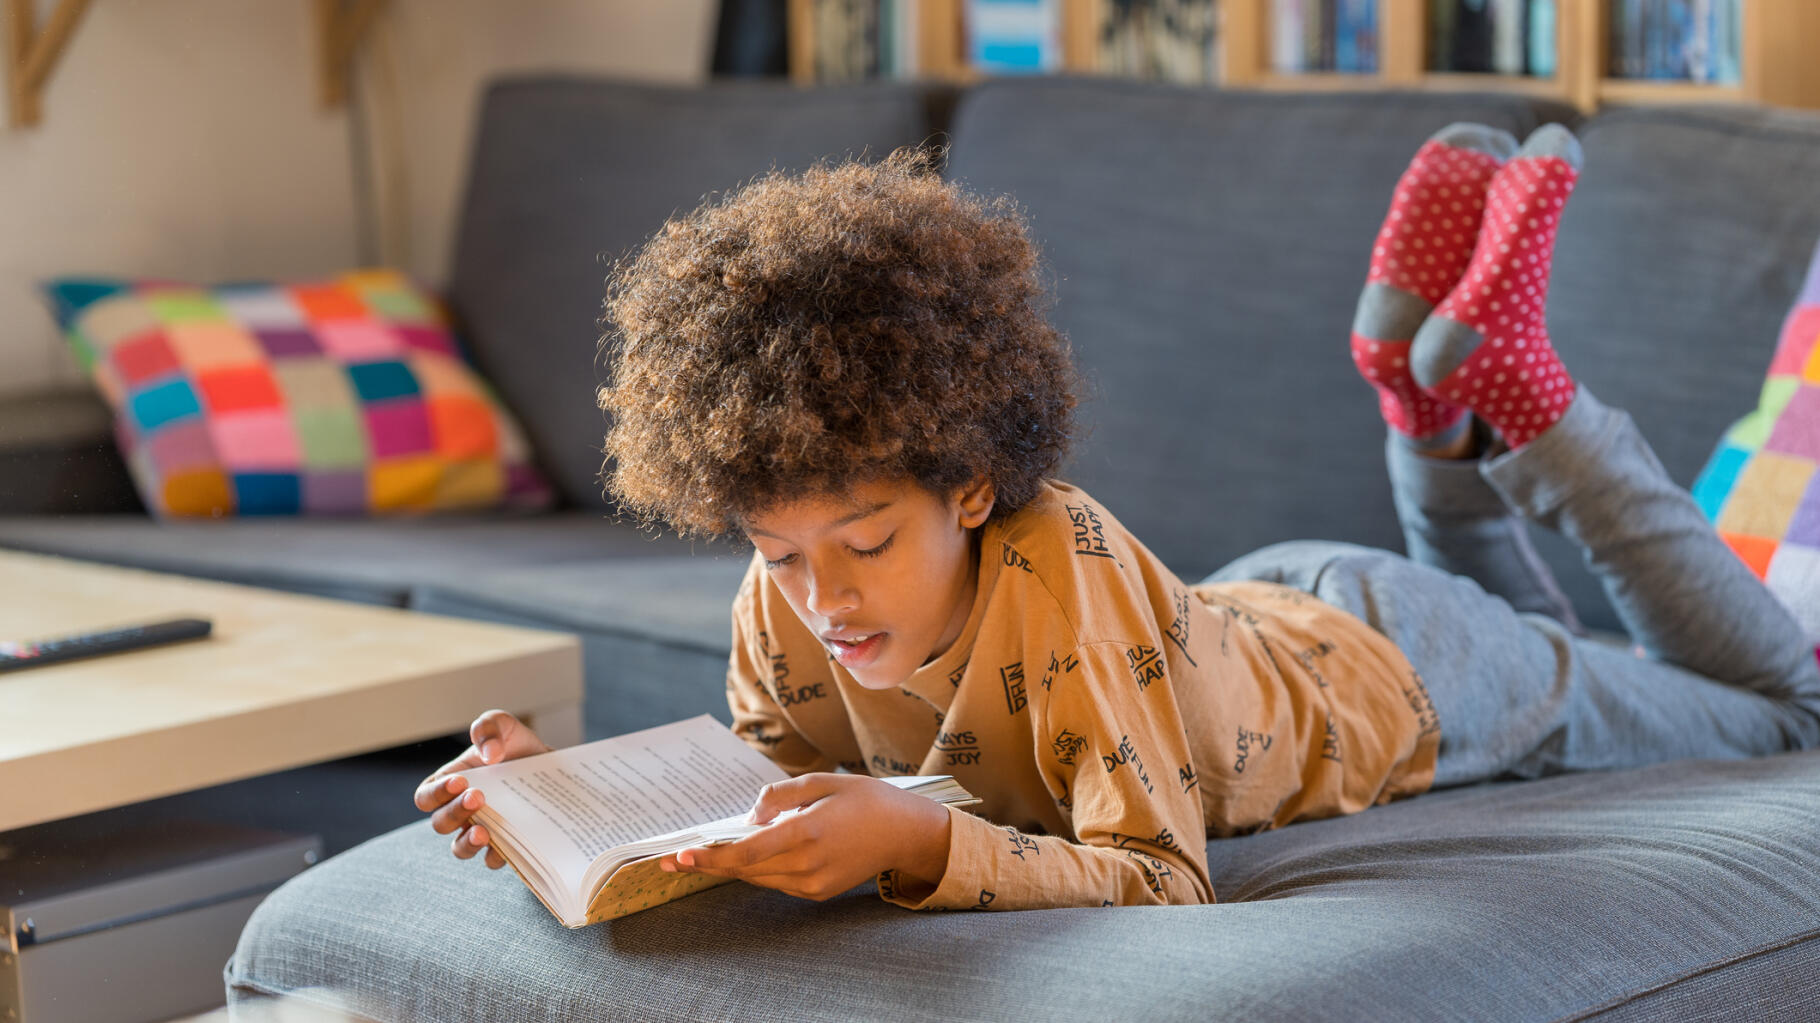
[0,0,715,399]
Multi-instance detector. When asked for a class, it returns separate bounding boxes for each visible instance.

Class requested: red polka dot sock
[1412,124,1583,451]
[1351,123,1517,446]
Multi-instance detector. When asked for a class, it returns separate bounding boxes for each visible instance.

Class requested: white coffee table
[0,550,583,833]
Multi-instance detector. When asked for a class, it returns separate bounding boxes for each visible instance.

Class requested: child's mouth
[827,632,886,668]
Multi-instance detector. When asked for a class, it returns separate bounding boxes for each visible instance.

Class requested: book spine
[966,0,1060,74]
[880,0,896,77]
[1453,0,1493,74]
[1322,0,1338,70]
[1306,0,1329,71]
[1274,0,1305,72]
[1428,0,1455,71]
[1491,0,1523,74]
[1647,0,1667,79]
[1336,0,1358,71]
[1527,0,1556,77]
[1614,0,1642,78]
[1673,0,1689,79]
[899,0,920,78]
[1717,0,1741,84]
[1687,0,1708,82]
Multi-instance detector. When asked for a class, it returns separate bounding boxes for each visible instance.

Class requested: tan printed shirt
[725,480,1441,911]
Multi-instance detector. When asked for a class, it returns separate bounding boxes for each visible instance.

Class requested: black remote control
[0,617,214,673]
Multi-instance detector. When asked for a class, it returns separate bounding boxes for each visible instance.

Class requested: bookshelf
[787,0,1820,113]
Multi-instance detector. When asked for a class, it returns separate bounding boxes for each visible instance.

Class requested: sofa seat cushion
[0,512,688,606]
[229,750,1820,1022]
[412,557,750,738]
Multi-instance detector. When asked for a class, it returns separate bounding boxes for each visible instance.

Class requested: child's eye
[762,553,797,570]
[851,534,895,559]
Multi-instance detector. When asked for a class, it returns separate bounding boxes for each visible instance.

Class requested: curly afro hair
[598,146,1078,539]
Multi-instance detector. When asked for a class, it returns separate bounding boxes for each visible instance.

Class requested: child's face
[743,475,995,689]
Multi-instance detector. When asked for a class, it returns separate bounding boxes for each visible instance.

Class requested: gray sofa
[7,75,1820,1018]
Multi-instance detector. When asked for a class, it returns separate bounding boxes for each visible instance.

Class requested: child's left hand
[660,773,951,901]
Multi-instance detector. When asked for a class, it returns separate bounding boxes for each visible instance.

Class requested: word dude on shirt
[1101,733,1155,794]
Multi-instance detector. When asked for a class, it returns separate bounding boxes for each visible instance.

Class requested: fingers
[748,773,842,825]
[668,812,816,878]
[468,709,552,765]
[413,768,471,812]
[451,821,490,860]
[430,785,486,836]
[469,709,518,765]
[667,844,818,882]
[445,811,506,869]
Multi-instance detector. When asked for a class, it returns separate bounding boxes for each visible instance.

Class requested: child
[415,128,1820,911]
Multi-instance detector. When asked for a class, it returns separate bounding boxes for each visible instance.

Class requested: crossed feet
[1351,121,1584,454]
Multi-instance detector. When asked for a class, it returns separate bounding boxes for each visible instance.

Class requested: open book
[459,714,979,927]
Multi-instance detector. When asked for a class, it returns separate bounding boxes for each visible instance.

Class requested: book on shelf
[812,0,880,81]
[1608,0,1740,84]
[1427,0,1556,76]
[966,0,1063,74]
[459,714,981,927]
[873,0,917,77]
[806,0,923,81]
[1102,0,1221,84]
[1270,0,1378,74]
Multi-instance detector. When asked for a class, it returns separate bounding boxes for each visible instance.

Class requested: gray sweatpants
[1207,387,1820,788]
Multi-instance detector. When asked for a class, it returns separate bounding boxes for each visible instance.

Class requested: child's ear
[955,476,995,529]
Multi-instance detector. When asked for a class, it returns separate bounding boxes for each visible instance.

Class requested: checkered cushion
[1693,237,1820,642]
[41,270,552,517]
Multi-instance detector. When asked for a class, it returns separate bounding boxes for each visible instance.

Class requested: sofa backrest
[947,80,1820,632]
[451,74,1820,634]
[945,81,1574,572]
[448,76,954,511]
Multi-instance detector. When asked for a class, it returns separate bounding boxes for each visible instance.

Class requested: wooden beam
[316,0,387,109]
[786,0,814,84]
[919,0,965,80]
[1561,0,1603,113]
[1745,0,1820,109]
[1218,0,1266,86]
[7,0,92,128]
[5,0,32,127]
[1378,0,1425,84]
[1060,0,1099,74]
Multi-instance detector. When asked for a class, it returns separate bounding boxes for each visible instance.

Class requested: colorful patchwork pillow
[1691,238,1820,642]
[41,269,552,517]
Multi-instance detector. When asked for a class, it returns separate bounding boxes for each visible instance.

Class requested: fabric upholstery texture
[228,749,1820,1022]
[39,270,550,517]
[411,557,750,738]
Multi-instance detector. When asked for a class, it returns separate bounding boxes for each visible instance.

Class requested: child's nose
[805,571,859,618]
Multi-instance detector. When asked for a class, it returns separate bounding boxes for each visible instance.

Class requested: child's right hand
[412,709,551,869]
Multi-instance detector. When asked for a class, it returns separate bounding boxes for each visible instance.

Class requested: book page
[460,715,789,890]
